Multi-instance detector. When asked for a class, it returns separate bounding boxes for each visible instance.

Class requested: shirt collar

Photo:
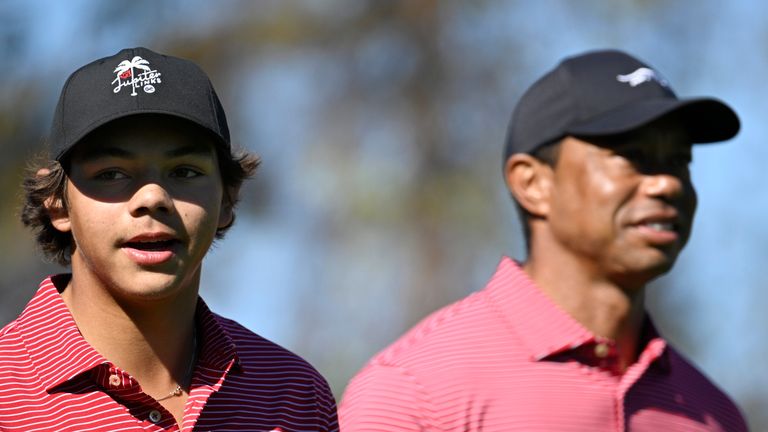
[17,275,108,391]
[484,257,668,368]
[17,275,242,392]
[195,298,243,373]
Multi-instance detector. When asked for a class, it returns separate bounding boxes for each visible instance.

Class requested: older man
[340,50,747,431]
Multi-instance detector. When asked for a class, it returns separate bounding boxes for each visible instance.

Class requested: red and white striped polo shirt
[340,257,747,431]
[0,275,338,432]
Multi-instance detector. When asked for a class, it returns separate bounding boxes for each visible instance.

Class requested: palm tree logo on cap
[112,56,162,96]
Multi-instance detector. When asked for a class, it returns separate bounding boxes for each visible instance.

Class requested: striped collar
[484,257,669,373]
[16,274,242,393]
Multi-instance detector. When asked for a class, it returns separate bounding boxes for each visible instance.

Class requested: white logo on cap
[616,67,668,87]
[112,56,162,96]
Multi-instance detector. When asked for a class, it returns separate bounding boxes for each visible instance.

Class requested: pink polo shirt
[340,258,746,431]
[0,274,338,432]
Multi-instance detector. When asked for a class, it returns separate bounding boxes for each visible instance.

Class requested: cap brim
[566,98,740,144]
[56,110,230,161]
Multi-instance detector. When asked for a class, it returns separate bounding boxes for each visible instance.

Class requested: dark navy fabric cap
[49,47,230,160]
[504,50,740,160]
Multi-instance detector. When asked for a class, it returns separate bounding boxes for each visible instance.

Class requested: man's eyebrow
[164,143,216,158]
[75,143,215,162]
[75,146,134,162]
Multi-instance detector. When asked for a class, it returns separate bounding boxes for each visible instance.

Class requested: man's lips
[124,239,178,251]
[121,233,181,265]
[629,213,685,245]
[634,220,677,232]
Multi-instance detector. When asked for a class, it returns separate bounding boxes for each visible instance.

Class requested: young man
[340,50,748,431]
[0,47,338,431]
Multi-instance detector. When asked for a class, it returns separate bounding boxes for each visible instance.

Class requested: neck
[60,264,199,399]
[524,248,647,370]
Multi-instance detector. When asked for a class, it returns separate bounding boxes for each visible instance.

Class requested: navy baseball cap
[49,47,230,161]
[504,49,740,160]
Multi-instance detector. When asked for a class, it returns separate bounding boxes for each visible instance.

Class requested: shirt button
[108,374,121,387]
[148,410,162,423]
[594,343,609,358]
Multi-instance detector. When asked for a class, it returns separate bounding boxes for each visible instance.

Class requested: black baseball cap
[49,47,230,161]
[504,49,740,160]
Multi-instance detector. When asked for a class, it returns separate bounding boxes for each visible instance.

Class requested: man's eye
[94,170,128,180]
[617,149,691,170]
[172,167,203,178]
[617,150,647,165]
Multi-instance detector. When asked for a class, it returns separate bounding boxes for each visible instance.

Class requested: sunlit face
[53,116,230,303]
[545,120,697,286]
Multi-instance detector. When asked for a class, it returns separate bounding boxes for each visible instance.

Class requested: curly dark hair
[21,146,260,266]
[21,158,71,265]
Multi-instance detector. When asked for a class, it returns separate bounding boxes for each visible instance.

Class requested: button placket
[108,373,121,386]
[594,342,610,358]
[148,409,162,423]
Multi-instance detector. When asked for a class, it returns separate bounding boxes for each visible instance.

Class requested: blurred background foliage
[1,0,765,429]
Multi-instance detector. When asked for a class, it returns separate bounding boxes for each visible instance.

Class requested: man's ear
[39,168,72,233]
[217,185,239,229]
[504,154,553,218]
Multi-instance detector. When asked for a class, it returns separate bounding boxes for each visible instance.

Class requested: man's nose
[641,172,689,201]
[128,182,174,216]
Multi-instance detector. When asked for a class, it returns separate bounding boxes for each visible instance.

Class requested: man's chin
[610,253,678,289]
